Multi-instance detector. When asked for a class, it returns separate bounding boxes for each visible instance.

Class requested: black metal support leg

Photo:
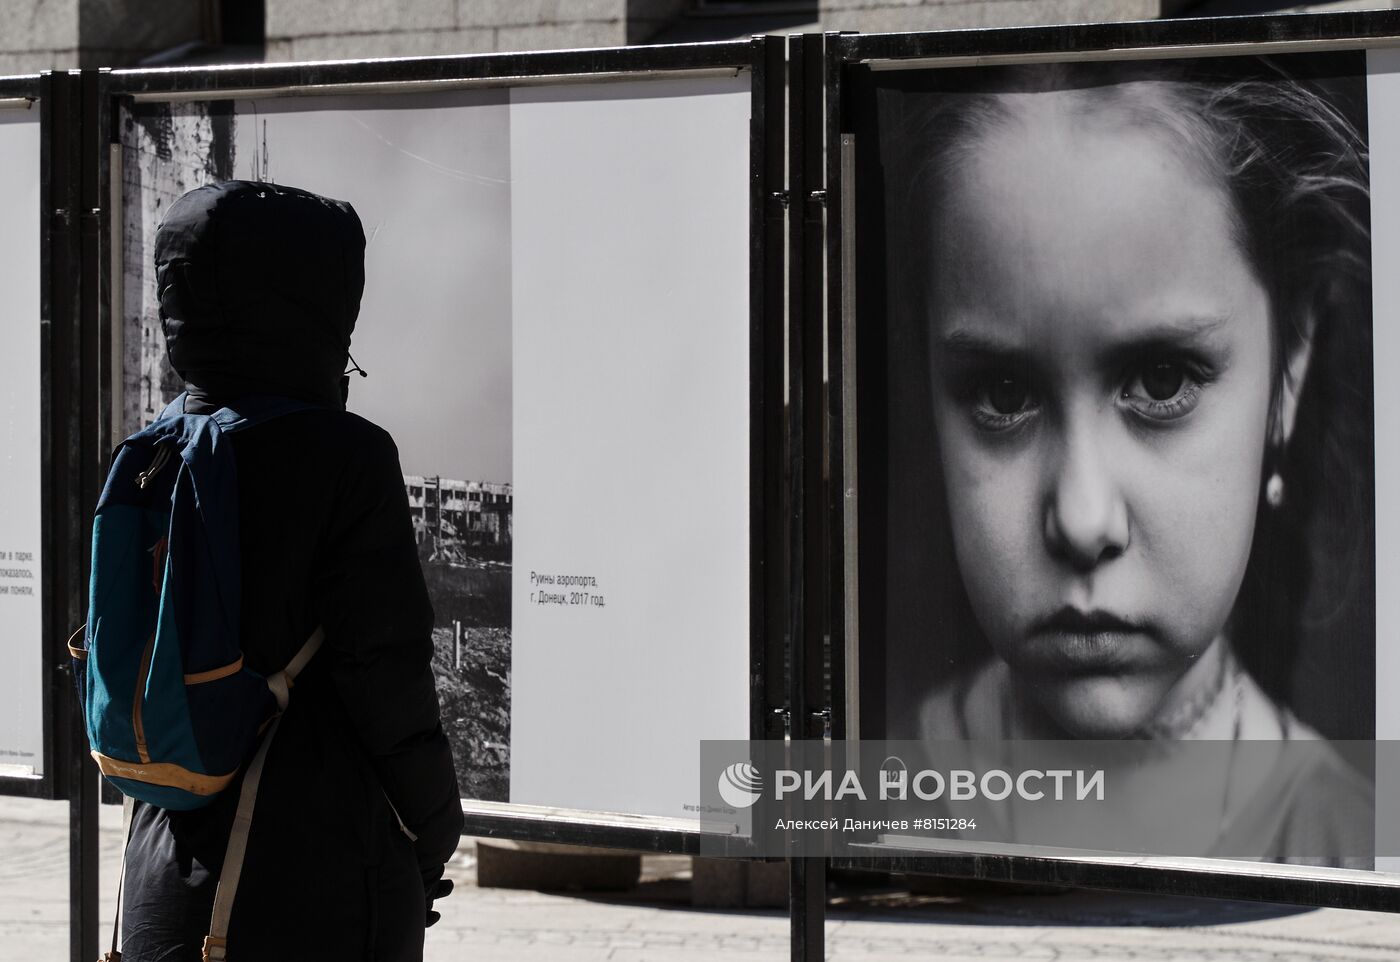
[790,857,826,962]
[69,752,98,962]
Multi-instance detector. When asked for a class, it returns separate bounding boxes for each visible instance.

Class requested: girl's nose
[1044,429,1130,570]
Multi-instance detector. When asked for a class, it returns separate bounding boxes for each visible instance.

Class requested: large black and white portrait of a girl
[854,50,1376,864]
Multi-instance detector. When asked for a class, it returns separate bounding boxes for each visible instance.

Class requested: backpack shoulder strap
[135,392,320,442]
[265,626,324,711]
[203,625,324,962]
[211,396,322,435]
[203,711,279,962]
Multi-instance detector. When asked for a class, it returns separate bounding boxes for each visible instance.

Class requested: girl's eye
[1139,361,1184,401]
[966,372,1038,431]
[987,375,1030,414]
[1122,359,1204,422]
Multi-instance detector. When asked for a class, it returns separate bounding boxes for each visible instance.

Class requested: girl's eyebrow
[937,328,1024,362]
[936,315,1231,364]
[1099,315,1233,367]
[1121,314,1231,341]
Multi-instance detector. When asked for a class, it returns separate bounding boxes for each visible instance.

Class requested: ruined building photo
[404,475,513,563]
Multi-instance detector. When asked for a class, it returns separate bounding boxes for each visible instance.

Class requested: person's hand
[425,877,454,927]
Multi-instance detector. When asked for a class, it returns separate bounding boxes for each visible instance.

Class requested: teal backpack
[71,393,322,810]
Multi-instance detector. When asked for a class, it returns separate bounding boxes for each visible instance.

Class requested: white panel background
[509,75,752,819]
[0,108,44,778]
[1368,48,1400,875]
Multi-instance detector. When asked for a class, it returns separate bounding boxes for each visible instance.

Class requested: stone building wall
[260,0,1188,61]
[263,0,687,63]
[0,0,77,74]
[818,0,1191,33]
[0,0,1392,74]
[258,0,1396,63]
[0,0,203,73]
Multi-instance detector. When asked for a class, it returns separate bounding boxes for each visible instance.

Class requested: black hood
[155,181,366,410]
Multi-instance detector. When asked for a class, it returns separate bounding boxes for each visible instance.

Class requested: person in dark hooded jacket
[118,181,464,962]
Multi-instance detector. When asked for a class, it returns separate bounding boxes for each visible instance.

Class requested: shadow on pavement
[561,858,1317,930]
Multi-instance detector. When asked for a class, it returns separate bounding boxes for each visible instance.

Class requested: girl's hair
[872,53,1374,737]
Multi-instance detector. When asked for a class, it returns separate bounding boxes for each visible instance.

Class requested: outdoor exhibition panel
[821,11,1400,909]
[0,72,82,802]
[95,39,784,855]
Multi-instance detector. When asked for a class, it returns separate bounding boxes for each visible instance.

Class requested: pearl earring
[1265,471,1285,509]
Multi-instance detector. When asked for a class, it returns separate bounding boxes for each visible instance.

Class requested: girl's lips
[1035,606,1141,634]
[1021,608,1153,674]
[1025,630,1149,673]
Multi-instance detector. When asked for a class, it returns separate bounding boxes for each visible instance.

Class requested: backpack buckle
[267,670,292,711]
[136,444,173,489]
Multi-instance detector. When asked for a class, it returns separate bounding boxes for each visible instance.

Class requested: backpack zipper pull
[136,445,172,489]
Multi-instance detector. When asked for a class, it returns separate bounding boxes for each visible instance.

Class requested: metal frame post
[787,32,829,962]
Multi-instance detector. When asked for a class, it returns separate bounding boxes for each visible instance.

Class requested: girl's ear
[1271,305,1318,447]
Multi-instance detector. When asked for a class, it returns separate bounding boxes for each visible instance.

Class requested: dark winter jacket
[120,182,463,962]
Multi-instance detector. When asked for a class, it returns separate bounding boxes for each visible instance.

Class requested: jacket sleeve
[314,422,464,882]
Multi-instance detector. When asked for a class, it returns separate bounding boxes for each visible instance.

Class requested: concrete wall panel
[0,0,77,52]
[626,0,688,43]
[267,0,455,39]
[820,0,1170,30]
[265,26,496,62]
[456,0,622,29]
[496,20,626,52]
[78,0,201,54]
[0,49,75,72]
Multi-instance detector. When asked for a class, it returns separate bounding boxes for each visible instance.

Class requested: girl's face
[927,96,1274,737]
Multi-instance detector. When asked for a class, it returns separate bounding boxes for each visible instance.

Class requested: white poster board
[118,71,756,821]
[0,105,44,779]
[508,76,753,820]
[1367,47,1400,874]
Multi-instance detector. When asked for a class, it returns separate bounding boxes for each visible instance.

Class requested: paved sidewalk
[5,796,1400,961]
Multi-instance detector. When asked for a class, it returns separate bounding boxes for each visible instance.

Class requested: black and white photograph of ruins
[119,91,515,801]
